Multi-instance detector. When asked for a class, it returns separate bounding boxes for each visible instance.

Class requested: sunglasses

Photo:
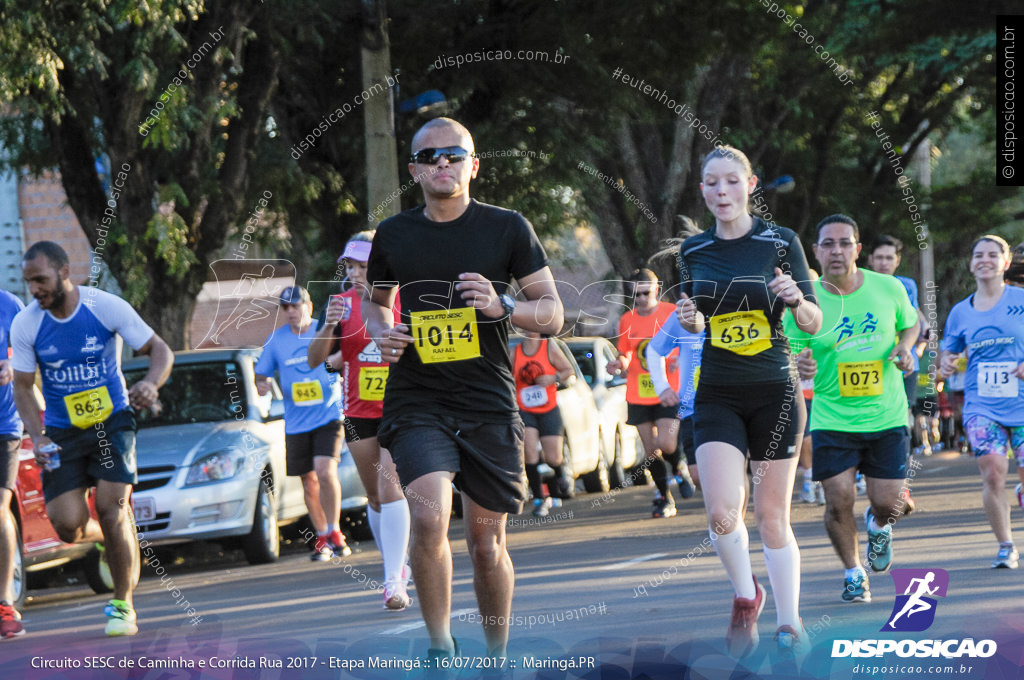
[409,146,475,165]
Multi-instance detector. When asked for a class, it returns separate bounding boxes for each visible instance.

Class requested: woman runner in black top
[678,146,821,658]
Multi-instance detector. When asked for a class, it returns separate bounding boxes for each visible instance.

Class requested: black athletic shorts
[627,403,678,426]
[378,412,526,515]
[42,408,137,503]
[811,426,910,481]
[676,415,696,466]
[804,399,813,437]
[284,419,343,476]
[0,437,20,491]
[693,380,805,462]
[520,407,563,438]
[344,416,381,443]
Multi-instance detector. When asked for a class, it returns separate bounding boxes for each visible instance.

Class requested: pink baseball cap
[338,240,372,263]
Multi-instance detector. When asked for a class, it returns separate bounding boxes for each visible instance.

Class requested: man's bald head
[411,118,475,154]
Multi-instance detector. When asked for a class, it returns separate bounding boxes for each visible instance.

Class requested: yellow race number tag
[837,360,883,398]
[64,386,114,429]
[638,372,657,399]
[358,366,389,401]
[291,380,324,406]
[710,311,772,356]
[410,307,481,364]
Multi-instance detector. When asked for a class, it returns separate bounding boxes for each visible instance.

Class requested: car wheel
[7,513,26,609]
[83,538,142,595]
[607,431,627,489]
[581,437,611,493]
[242,475,280,565]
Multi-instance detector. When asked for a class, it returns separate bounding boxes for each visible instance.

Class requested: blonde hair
[701,145,752,177]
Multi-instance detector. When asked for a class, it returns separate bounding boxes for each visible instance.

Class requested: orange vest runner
[617,302,680,405]
[513,339,559,414]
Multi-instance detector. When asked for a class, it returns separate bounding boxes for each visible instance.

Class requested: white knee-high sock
[711,525,756,599]
[763,539,802,629]
[380,500,411,583]
[367,506,383,554]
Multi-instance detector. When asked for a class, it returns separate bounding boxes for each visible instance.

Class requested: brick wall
[18,170,93,283]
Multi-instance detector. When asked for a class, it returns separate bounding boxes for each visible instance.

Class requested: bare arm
[13,370,53,465]
[888,323,921,372]
[308,298,345,368]
[536,340,574,387]
[508,268,564,335]
[677,295,705,335]
[454,267,564,335]
[364,285,412,364]
[128,334,174,410]
[938,350,961,380]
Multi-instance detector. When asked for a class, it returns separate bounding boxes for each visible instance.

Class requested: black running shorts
[379,413,526,515]
[693,380,805,462]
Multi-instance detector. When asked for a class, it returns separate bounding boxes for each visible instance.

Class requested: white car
[508,335,609,493]
[122,349,367,563]
[564,337,642,488]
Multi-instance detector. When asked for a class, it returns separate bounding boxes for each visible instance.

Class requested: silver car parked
[122,349,367,564]
[564,337,643,488]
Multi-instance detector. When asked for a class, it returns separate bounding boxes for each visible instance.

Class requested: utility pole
[361,0,399,222]
[914,137,933,288]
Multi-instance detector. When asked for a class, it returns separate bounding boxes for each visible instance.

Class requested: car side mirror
[606,374,626,388]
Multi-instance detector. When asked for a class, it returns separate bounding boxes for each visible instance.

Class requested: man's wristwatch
[499,294,517,318]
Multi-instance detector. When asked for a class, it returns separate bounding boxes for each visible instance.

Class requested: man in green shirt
[792,214,919,604]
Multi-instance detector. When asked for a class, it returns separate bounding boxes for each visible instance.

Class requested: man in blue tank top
[11,242,173,637]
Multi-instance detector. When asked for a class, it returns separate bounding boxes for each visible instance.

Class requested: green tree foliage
[0,0,356,348]
[0,0,1017,348]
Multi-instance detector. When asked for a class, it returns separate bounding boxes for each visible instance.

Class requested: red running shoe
[0,601,24,640]
[726,576,766,658]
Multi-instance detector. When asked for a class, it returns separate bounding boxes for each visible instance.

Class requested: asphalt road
[3,450,1023,679]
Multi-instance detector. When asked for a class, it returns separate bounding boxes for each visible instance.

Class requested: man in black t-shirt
[363,118,563,661]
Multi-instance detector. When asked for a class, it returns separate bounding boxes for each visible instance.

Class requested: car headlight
[185,449,245,486]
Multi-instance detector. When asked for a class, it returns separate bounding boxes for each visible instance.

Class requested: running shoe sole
[104,601,138,637]
[775,623,810,657]
[992,549,1019,569]
[383,584,412,611]
[652,502,677,518]
[841,577,871,603]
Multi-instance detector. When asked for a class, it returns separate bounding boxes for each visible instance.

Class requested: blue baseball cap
[279,285,311,306]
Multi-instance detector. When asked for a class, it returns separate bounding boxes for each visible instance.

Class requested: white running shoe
[799,479,816,504]
[383,580,412,611]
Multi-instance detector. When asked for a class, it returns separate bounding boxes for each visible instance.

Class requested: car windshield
[569,347,597,386]
[123,361,244,428]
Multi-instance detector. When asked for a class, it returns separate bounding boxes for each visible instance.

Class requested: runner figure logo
[882,568,949,632]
